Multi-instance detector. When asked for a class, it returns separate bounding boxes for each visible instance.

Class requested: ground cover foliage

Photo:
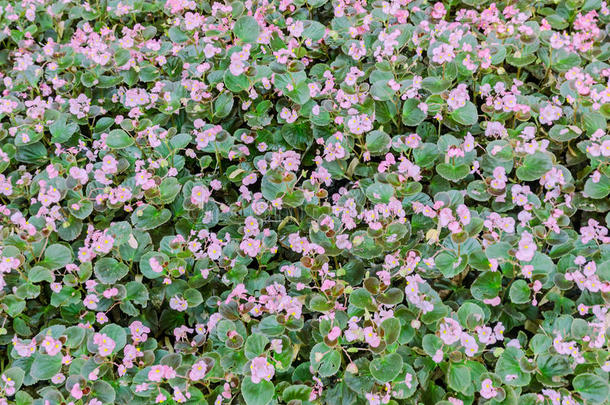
[0,0,610,404]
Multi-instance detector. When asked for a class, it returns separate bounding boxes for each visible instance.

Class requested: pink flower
[84,294,99,310]
[363,326,380,347]
[270,339,283,353]
[242,173,258,185]
[516,231,537,262]
[191,185,211,206]
[432,349,443,363]
[327,326,341,341]
[250,357,275,383]
[539,104,562,125]
[456,204,471,225]
[169,296,188,312]
[149,257,164,273]
[431,43,455,64]
[71,383,83,399]
[439,318,461,345]
[42,336,62,356]
[189,360,207,380]
[240,238,261,257]
[480,378,498,399]
[447,84,469,111]
[13,339,36,357]
[93,333,116,356]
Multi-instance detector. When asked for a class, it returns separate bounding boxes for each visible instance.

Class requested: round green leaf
[369,353,403,383]
[106,129,134,149]
[94,257,129,284]
[573,373,609,403]
[450,102,478,126]
[234,16,260,43]
[242,378,274,405]
[509,280,531,304]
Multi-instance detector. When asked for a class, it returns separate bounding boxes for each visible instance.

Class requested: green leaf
[381,318,400,344]
[495,347,530,386]
[29,266,54,283]
[310,342,341,377]
[106,129,134,149]
[43,244,73,270]
[457,302,484,328]
[548,125,581,142]
[402,98,427,126]
[369,353,403,383]
[471,271,502,300]
[573,373,609,403]
[422,334,443,357]
[125,281,149,306]
[436,163,469,182]
[447,363,471,394]
[4,295,25,317]
[509,280,530,304]
[168,26,189,43]
[450,102,478,126]
[422,76,452,93]
[94,257,129,284]
[281,122,313,150]
[224,70,250,92]
[214,92,234,118]
[159,177,181,203]
[114,48,131,66]
[515,152,552,181]
[436,251,467,277]
[50,115,78,143]
[245,334,269,360]
[537,353,571,377]
[31,353,62,380]
[283,385,312,402]
[366,182,394,203]
[234,16,260,43]
[584,174,610,199]
[93,380,116,403]
[302,20,325,41]
[349,288,373,309]
[242,378,274,405]
[68,198,93,220]
[366,130,391,156]
[131,204,171,230]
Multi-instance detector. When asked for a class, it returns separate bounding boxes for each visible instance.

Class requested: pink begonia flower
[327,326,341,341]
[363,326,380,347]
[516,231,537,262]
[84,294,99,310]
[13,339,36,357]
[432,349,443,363]
[250,357,275,383]
[431,43,455,64]
[480,379,498,399]
[189,360,207,380]
[93,333,116,356]
[539,103,562,125]
[148,365,176,382]
[191,185,211,205]
[169,296,188,312]
[149,257,164,273]
[240,238,261,257]
[439,318,461,344]
[42,336,62,356]
[270,339,283,353]
[71,383,83,399]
